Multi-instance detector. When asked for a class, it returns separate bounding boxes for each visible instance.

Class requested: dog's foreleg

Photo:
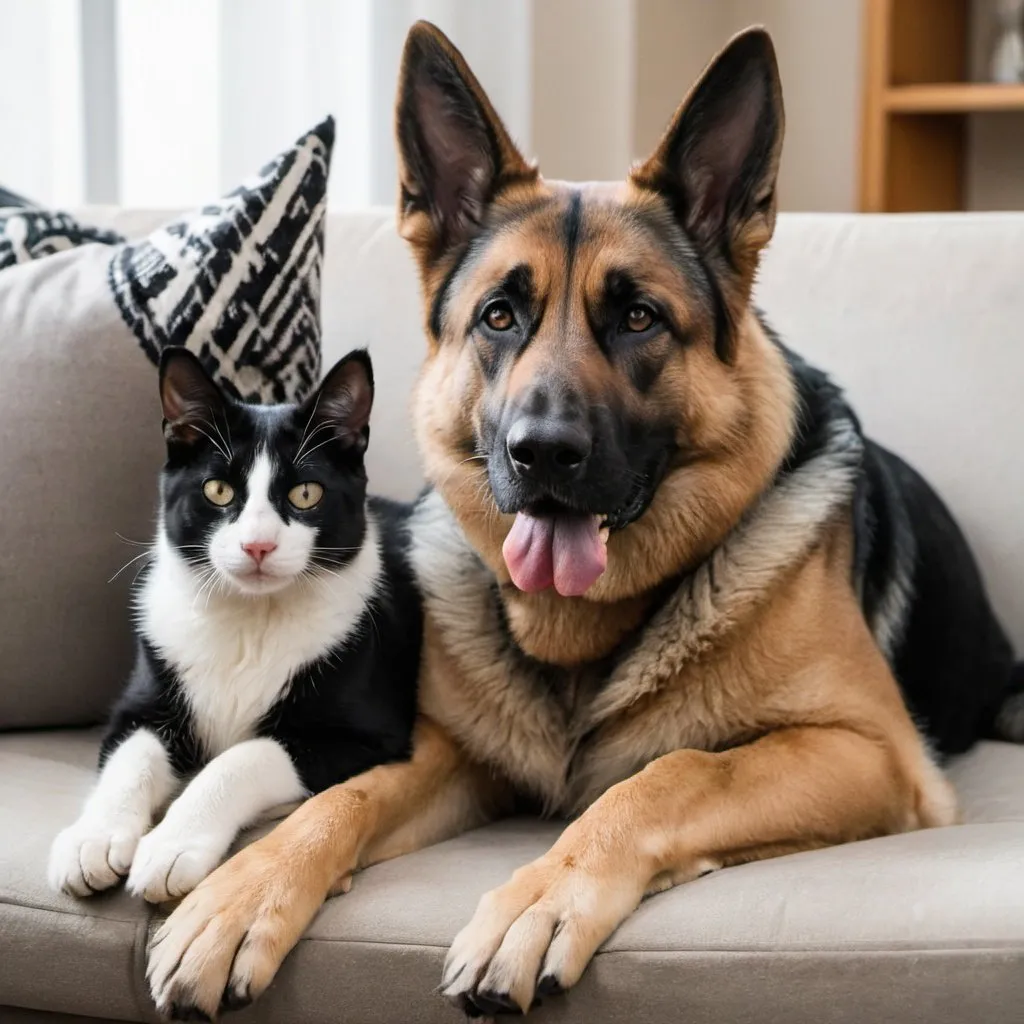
[146,716,501,1019]
[441,724,938,1015]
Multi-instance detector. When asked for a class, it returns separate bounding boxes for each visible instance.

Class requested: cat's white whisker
[295,385,327,454]
[190,424,232,463]
[218,410,233,453]
[294,431,338,468]
[108,549,156,584]
[201,415,233,464]
[115,532,153,548]
[188,566,221,614]
[293,418,338,465]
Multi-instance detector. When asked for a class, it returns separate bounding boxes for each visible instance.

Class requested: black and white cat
[48,347,421,903]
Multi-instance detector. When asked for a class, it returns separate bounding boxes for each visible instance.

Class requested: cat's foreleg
[48,728,177,896]
[127,737,305,903]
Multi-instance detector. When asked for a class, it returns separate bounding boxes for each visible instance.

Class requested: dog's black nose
[506,417,592,483]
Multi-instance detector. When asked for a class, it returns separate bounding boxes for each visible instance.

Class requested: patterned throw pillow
[0,116,334,402]
[0,204,124,265]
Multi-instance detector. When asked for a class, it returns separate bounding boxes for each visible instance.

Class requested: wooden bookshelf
[886,83,1024,112]
[859,0,1024,211]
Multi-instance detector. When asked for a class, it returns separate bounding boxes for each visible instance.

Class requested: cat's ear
[395,21,535,263]
[159,347,228,446]
[301,350,374,454]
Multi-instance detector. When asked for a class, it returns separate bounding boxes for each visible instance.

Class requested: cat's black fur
[100,348,421,792]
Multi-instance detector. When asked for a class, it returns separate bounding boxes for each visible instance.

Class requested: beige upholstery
[1,210,1023,1021]
[0,246,163,728]
[2,730,1023,1022]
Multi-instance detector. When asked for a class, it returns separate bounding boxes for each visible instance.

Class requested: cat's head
[157,347,374,597]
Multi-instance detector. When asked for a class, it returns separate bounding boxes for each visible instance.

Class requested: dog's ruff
[410,418,863,812]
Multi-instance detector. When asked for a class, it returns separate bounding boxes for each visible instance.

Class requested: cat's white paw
[127,826,224,903]
[48,815,146,896]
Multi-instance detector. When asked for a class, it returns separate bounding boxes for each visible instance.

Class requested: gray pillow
[0,119,333,729]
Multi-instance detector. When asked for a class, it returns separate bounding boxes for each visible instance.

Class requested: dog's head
[398,22,796,617]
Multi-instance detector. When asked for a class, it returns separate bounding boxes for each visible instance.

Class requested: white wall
[2,0,1020,213]
[531,0,636,181]
[633,0,725,160]
[0,0,532,210]
[116,0,221,207]
[0,0,85,207]
[724,0,861,212]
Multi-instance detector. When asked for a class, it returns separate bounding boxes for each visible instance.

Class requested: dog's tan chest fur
[407,415,928,817]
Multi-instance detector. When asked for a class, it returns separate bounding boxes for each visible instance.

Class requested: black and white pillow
[0,187,125,265]
[0,117,334,402]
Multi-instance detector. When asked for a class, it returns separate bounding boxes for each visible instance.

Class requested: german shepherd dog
[148,23,1024,1019]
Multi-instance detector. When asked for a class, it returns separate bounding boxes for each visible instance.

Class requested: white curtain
[0,0,532,210]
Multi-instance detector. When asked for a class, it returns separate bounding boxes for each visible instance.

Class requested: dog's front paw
[440,851,642,1016]
[48,814,147,897]
[127,826,224,904]
[147,831,337,1019]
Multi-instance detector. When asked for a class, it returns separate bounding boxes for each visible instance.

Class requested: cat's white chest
[139,528,382,756]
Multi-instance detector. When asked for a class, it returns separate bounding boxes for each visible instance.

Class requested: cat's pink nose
[242,540,277,565]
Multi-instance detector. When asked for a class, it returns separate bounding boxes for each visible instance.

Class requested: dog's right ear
[395,21,535,264]
[632,28,783,262]
[159,347,227,447]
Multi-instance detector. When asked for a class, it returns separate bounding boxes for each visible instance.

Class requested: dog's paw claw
[220,983,252,1012]
[169,1001,213,1022]
[455,994,485,1019]
[470,989,523,1016]
[537,974,564,997]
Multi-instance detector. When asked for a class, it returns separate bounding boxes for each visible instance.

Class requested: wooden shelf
[886,83,1024,113]
[858,0,1014,212]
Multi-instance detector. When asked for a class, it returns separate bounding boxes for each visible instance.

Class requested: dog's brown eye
[484,303,515,332]
[624,305,656,333]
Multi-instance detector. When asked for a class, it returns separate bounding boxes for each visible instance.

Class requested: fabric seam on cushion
[0,895,152,926]
[286,936,1024,954]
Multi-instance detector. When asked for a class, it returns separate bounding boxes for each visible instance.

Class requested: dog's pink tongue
[503,512,606,597]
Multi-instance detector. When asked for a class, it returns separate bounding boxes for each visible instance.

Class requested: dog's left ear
[395,21,535,264]
[300,350,375,455]
[632,28,784,281]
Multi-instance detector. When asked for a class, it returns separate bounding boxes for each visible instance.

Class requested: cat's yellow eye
[288,482,324,510]
[202,479,235,506]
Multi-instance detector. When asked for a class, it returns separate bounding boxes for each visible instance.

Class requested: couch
[1,209,1022,1024]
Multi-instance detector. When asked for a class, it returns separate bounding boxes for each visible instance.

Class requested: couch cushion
[0,253,163,729]
[756,213,1024,655]
[0,729,153,1021]
[3,729,1023,1023]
